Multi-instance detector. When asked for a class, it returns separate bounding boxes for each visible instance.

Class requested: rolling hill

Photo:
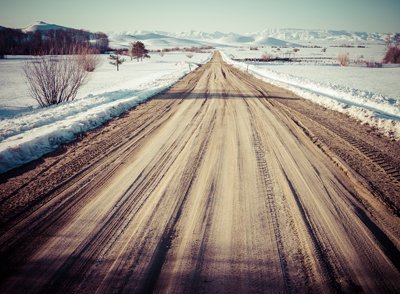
[2,21,392,51]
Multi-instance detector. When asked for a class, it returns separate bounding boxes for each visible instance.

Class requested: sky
[1,0,399,33]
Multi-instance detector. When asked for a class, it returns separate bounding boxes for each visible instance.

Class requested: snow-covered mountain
[108,31,302,49]
[22,21,72,33]
[0,21,110,55]
[111,28,387,49]
[251,28,388,44]
[108,32,216,49]
[163,28,388,45]
[3,21,392,50]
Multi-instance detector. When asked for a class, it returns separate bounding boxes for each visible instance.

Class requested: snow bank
[221,51,400,140]
[0,52,211,173]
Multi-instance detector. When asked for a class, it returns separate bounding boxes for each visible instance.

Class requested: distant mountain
[22,21,72,33]
[108,27,385,49]
[108,32,219,49]
[253,37,301,47]
[0,21,109,55]
[169,30,234,40]
[251,28,388,44]
[215,34,255,45]
[21,21,106,42]
[108,31,301,49]
[162,28,389,45]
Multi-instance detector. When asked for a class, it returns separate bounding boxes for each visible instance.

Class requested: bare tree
[383,47,400,64]
[23,53,88,107]
[108,50,125,71]
[338,52,349,66]
[383,33,400,64]
[128,42,135,61]
[77,46,100,72]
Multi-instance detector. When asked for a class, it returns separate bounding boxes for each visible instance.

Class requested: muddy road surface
[1,52,399,293]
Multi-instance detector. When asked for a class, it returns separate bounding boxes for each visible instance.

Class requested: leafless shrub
[77,47,100,72]
[23,54,88,107]
[338,52,349,66]
[261,52,271,61]
[383,47,400,64]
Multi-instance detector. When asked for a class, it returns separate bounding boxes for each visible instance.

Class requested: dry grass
[338,52,349,66]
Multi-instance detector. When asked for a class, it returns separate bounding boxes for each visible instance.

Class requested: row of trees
[0,27,109,56]
[152,45,214,53]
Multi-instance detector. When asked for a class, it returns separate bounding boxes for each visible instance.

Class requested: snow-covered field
[0,52,211,173]
[222,45,388,62]
[221,47,400,139]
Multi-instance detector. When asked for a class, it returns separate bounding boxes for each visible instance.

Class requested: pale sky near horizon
[1,0,399,33]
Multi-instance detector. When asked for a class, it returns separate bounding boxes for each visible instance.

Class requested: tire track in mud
[126,108,217,294]
[225,64,400,215]
[0,98,184,278]
[228,68,399,292]
[246,100,316,292]
[0,98,177,226]
[39,98,215,293]
[251,124,291,292]
[187,181,217,292]
[264,97,400,215]
[281,169,342,292]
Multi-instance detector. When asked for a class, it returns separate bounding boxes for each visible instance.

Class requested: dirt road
[0,52,399,293]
